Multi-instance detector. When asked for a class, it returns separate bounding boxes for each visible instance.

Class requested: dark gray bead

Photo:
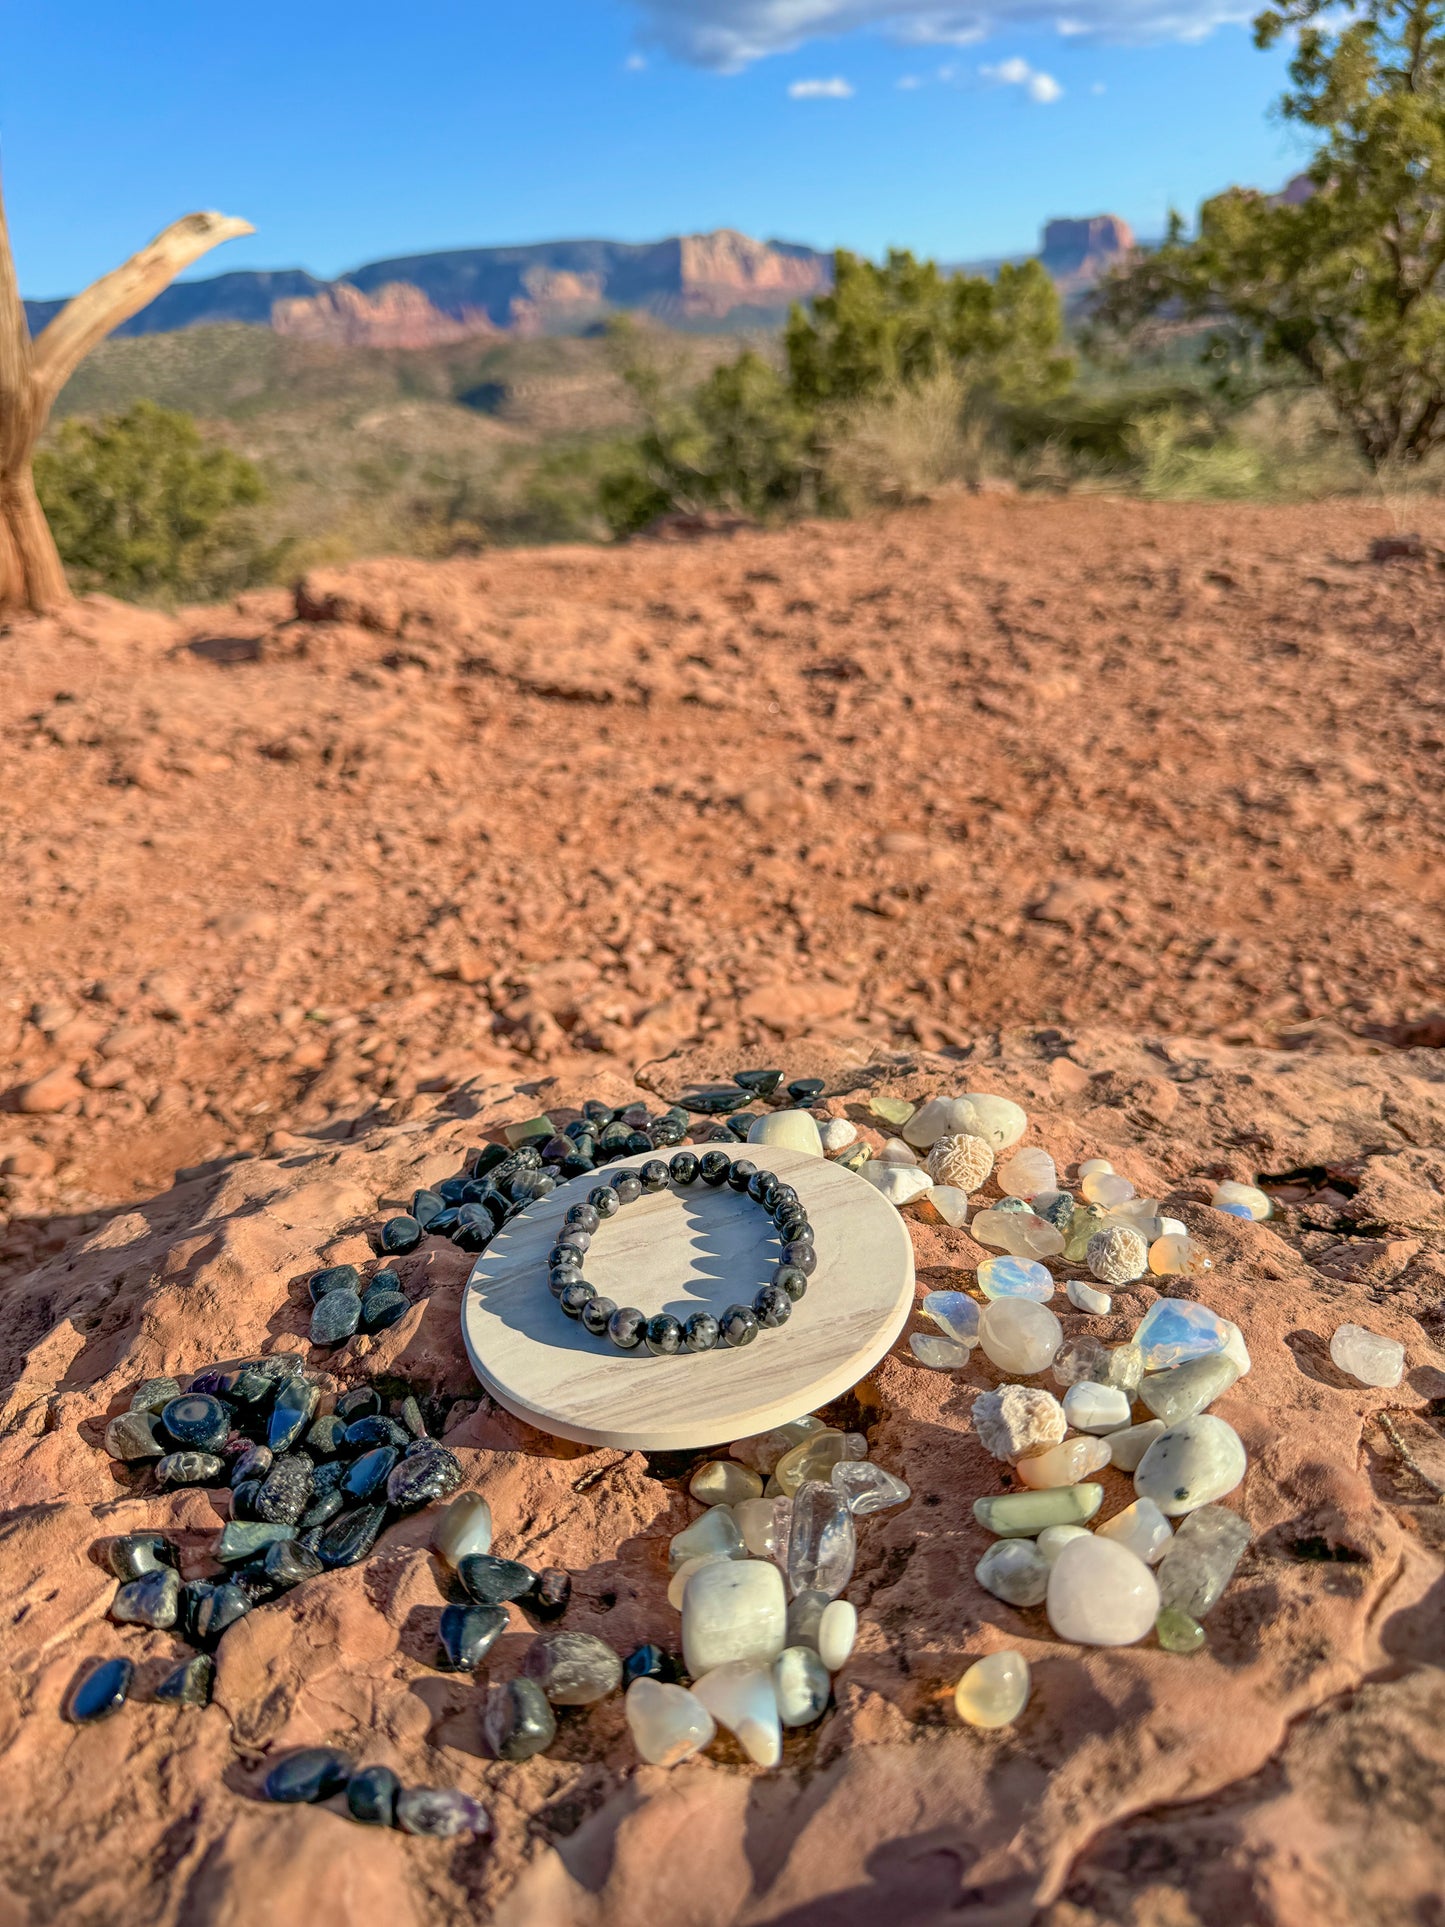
[721,1306,760,1348]
[754,1284,793,1327]
[644,1313,682,1356]
[580,1295,616,1336]
[683,1311,719,1351]
[782,1241,817,1275]
[607,1306,646,1351]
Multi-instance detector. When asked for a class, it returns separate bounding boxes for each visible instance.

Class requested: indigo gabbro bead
[645,1313,683,1357]
[726,1158,757,1193]
[754,1285,793,1328]
[67,1656,134,1723]
[639,1159,670,1191]
[565,1202,600,1234]
[775,1264,809,1301]
[669,1151,699,1186]
[699,1149,731,1187]
[559,1280,597,1319]
[588,1185,621,1218]
[347,1764,400,1827]
[783,1241,818,1276]
[612,1174,642,1206]
[721,1306,760,1348]
[608,1306,646,1351]
[683,1311,720,1352]
[160,1394,232,1452]
[262,1747,353,1804]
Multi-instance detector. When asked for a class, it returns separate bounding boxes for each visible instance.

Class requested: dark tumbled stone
[110,1567,180,1629]
[457,1553,537,1608]
[155,1450,225,1487]
[311,1458,348,1495]
[230,1478,263,1520]
[437,1603,508,1671]
[725,1112,760,1140]
[411,1189,447,1229]
[734,1067,783,1097]
[217,1520,297,1562]
[104,1409,166,1462]
[379,1214,422,1255]
[232,1442,274,1486]
[396,1394,428,1439]
[335,1387,381,1421]
[309,1264,360,1303]
[361,1288,409,1334]
[483,1677,556,1762]
[193,1582,252,1645]
[129,1374,183,1415]
[267,1377,318,1452]
[310,1290,362,1348]
[522,1630,622,1705]
[315,1505,387,1569]
[343,1414,409,1452]
[680,1087,750,1115]
[262,1747,353,1804]
[106,1531,178,1582]
[787,1078,825,1103]
[68,1656,133,1723]
[299,1488,345,1531]
[304,1414,349,1458]
[347,1763,400,1827]
[264,1538,324,1589]
[385,1444,461,1511]
[530,1568,572,1621]
[154,1653,214,1706]
[396,1787,491,1839]
[342,1446,398,1502]
[623,1642,681,1685]
[255,1454,314,1525]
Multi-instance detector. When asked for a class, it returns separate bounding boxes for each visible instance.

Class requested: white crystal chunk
[819,1116,858,1152]
[625,1677,716,1765]
[861,1162,933,1207]
[1097,1496,1173,1564]
[681,1559,787,1676]
[1067,1278,1112,1315]
[669,1504,745,1570]
[1330,1323,1405,1388]
[1036,1524,1091,1562]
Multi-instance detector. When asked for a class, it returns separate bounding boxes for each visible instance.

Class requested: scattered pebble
[1330,1322,1405,1388]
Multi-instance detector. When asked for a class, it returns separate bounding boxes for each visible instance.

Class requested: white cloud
[1091,77,1107,89]
[625,51,648,69]
[982,53,1064,97]
[624,0,1255,69]
[896,70,924,84]
[788,74,856,93]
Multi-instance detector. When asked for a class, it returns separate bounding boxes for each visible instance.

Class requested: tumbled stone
[921,1290,980,1347]
[974,1484,1104,1536]
[129,1375,183,1415]
[193,1582,252,1645]
[264,1539,324,1589]
[155,1451,224,1487]
[432,1492,494,1569]
[67,1656,133,1723]
[361,1289,410,1334]
[830,1460,910,1515]
[625,1677,716,1764]
[954,1094,1028,1149]
[787,1480,856,1599]
[954,1650,1030,1728]
[1106,1418,1167,1471]
[819,1116,858,1153]
[531,1567,572,1620]
[1081,1170,1136,1207]
[976,1538,1051,1606]
[310,1263,360,1301]
[105,1409,166,1462]
[1062,1382,1132,1433]
[1066,1278,1112,1315]
[1211,1180,1271,1220]
[734,1494,792,1558]
[1086,1227,1148,1286]
[774,1429,863,1496]
[1140,1351,1241,1424]
[785,1589,828,1649]
[1135,1415,1246,1515]
[256,1454,314,1525]
[1097,1497,1172,1564]
[1051,1335,1110,1387]
[978,1298,1063,1376]
[217,1519,297,1562]
[877,1136,919,1165]
[860,1162,932,1207]
[262,1747,353,1804]
[386,1443,461,1511]
[817,1598,857,1671]
[1036,1524,1092,1562]
[483,1677,556,1761]
[110,1567,180,1629]
[909,1332,972,1369]
[1014,1435,1112,1489]
[160,1394,232,1452]
[347,1764,400,1827]
[973,1208,1063,1258]
[682,1558,787,1676]
[1156,1503,1251,1618]
[342,1446,397,1503]
[998,1146,1057,1198]
[1063,1201,1109,1263]
[913,1183,971,1228]
[1156,1605,1207,1652]
[668,1554,729,1610]
[1149,1232,1212,1278]
[154,1653,214,1706]
[691,1660,781,1767]
[267,1376,318,1452]
[973,1384,1067,1462]
[690,1461,764,1506]
[343,1414,408,1452]
[1134,1298,1232,1372]
[458,1553,537,1606]
[1330,1322,1405,1388]
[1046,1534,1160,1646]
[315,1504,387,1568]
[977,1255,1054,1302]
[107,1531,178,1581]
[310,1290,362,1348]
[523,1631,623,1705]
[746,1109,823,1156]
[396,1787,490,1839]
[670,1505,746,1569]
[925,1132,995,1193]
[731,1415,825,1474]
[773,1645,831,1726]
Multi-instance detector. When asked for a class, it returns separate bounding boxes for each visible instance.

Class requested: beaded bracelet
[541,1151,817,1356]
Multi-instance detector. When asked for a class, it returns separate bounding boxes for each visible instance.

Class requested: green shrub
[34,401,275,601]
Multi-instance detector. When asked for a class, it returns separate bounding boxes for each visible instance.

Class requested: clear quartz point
[910,1332,971,1370]
[1155,1504,1250,1618]
[787,1480,856,1599]
[830,1460,911,1515]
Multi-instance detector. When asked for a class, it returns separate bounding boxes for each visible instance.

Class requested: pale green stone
[1156,1606,1206,1653]
[1139,1352,1241,1426]
[972,1484,1104,1537]
[503,1114,553,1147]
[746,1109,823,1157]
[669,1505,745,1570]
[869,1095,917,1127]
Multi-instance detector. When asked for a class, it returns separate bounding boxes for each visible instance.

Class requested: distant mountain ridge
[23,220,1135,350]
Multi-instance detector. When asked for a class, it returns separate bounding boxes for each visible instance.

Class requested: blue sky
[1,0,1305,296]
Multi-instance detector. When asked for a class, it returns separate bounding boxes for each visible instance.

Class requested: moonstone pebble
[1330,1323,1405,1389]
[910,1332,971,1369]
[669,1505,745,1569]
[1063,1382,1132,1434]
[819,1116,858,1153]
[732,1415,824,1474]
[1036,1524,1092,1563]
[1097,1497,1173,1564]
[626,1677,716,1765]
[1086,1226,1148,1286]
[1149,1232,1212,1278]
[682,1558,787,1676]
[1140,1351,1241,1424]
[773,1645,831,1726]
[1156,1504,1250,1618]
[431,1491,493,1568]
[831,1459,911,1515]
[998,1146,1058,1198]
[1134,1415,1247,1515]
[1082,1170,1136,1207]
[1106,1418,1167,1471]
[972,1384,1067,1462]
[922,1290,980,1346]
[817,1599,857,1671]
[747,1109,823,1157]
[691,1460,764,1506]
[1067,1278,1113,1315]
[954,1650,1030,1728]
[976,1538,1051,1606]
[787,1480,856,1598]
[1014,1435,1112,1489]
[1046,1534,1160,1646]
[1134,1298,1232,1372]
[978,1298,1063,1375]
[691,1661,781,1767]
[1078,1157,1113,1177]
[977,1255,1055,1302]
[1212,1180,1271,1220]
[860,1162,932,1207]
[974,1484,1104,1536]
[926,1132,995,1193]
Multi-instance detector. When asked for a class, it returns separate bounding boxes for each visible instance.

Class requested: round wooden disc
[460,1146,915,1451]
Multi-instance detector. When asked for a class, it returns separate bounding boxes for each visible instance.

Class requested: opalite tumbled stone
[787,1480,856,1599]
[860,1163,932,1207]
[998,1146,1057,1198]
[978,1298,1063,1376]
[974,1484,1104,1536]
[972,1383,1067,1462]
[773,1645,831,1726]
[1106,1418,1166,1471]
[1036,1524,1091,1562]
[732,1415,824,1474]
[831,1460,911,1515]
[682,1559,787,1676]
[1140,1352,1240,1425]
[976,1538,1050,1606]
[431,1491,493,1568]
[669,1505,745,1570]
[1046,1534,1160,1646]
[1330,1323,1405,1388]
[1062,1382,1132,1434]
[747,1109,823,1157]
[1097,1497,1172,1564]
[910,1332,971,1369]
[692,1661,782,1767]
[1067,1278,1112,1315]
[1156,1503,1250,1618]
[774,1429,862,1496]
[1086,1226,1148,1286]
[626,1677,716,1765]
[978,1255,1055,1302]
[691,1461,764,1506]
[1134,1298,1232,1372]
[954,1650,1030,1728]
[1212,1180,1271,1220]
[734,1495,791,1559]
[817,1598,857,1671]
[923,1290,981,1347]
[1014,1435,1112,1489]
[1134,1415,1246,1516]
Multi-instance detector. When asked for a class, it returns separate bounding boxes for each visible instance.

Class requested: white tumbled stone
[954,1650,1030,1728]
[691,1661,781,1767]
[1067,1277,1113,1315]
[973,1383,1067,1462]
[998,1146,1058,1198]
[1036,1524,1092,1563]
[625,1677,716,1765]
[734,1495,792,1561]
[956,1093,1028,1149]
[910,1331,971,1369]
[1330,1322,1405,1388]
[916,1183,970,1227]
[668,1554,730,1611]
[1097,1496,1173,1564]
[691,1460,764,1506]
[976,1538,1051,1607]
[747,1109,823,1157]
[682,1558,787,1677]
[1140,1352,1240,1425]
[1106,1418,1167,1471]
[669,1505,745,1570]
[861,1162,933,1207]
[772,1646,832,1726]
[819,1116,858,1153]
[431,1491,493,1568]
[878,1136,919,1164]
[1046,1534,1160,1646]
[1063,1382,1132,1434]
[1134,1415,1247,1516]
[978,1297,1063,1375]
[817,1598,857,1671]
